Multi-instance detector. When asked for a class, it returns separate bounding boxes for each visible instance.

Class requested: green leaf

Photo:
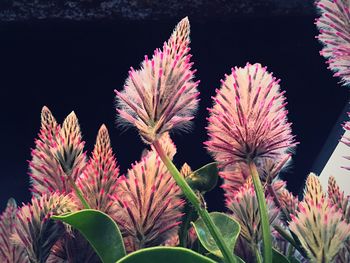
[272,248,290,263]
[117,247,217,263]
[206,254,246,263]
[192,212,240,259]
[52,209,126,263]
[186,162,219,193]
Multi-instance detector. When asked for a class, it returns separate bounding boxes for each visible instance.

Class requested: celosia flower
[115,17,199,144]
[226,180,280,245]
[221,155,290,197]
[316,0,350,85]
[277,188,299,217]
[51,111,86,178]
[110,134,184,252]
[205,63,296,167]
[327,176,350,263]
[0,198,28,263]
[12,193,78,263]
[29,107,86,195]
[289,174,350,263]
[77,124,120,213]
[328,176,349,218]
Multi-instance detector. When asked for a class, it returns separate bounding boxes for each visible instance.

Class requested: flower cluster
[316,0,350,85]
[115,17,199,144]
[0,199,28,263]
[110,134,184,252]
[205,63,296,166]
[289,174,350,263]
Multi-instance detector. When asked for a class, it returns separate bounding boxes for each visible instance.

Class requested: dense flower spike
[110,135,184,252]
[304,173,325,204]
[51,111,86,178]
[226,180,280,245]
[12,193,78,263]
[0,199,28,263]
[289,174,350,263]
[206,63,296,167]
[29,106,68,195]
[29,107,87,195]
[78,124,120,213]
[115,17,199,144]
[328,176,350,263]
[221,155,289,197]
[316,0,350,85]
[277,188,299,217]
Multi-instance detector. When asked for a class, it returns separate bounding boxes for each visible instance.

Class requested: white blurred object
[319,129,350,195]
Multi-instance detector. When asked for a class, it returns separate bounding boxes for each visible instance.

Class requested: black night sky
[0,14,348,212]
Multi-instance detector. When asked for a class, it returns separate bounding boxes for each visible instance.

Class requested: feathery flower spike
[115,17,199,144]
[110,134,184,252]
[226,179,280,245]
[205,63,297,167]
[316,0,350,85]
[29,106,68,195]
[12,193,78,263]
[289,173,350,263]
[0,198,28,263]
[29,107,87,196]
[78,124,120,213]
[328,176,350,262]
[51,111,86,178]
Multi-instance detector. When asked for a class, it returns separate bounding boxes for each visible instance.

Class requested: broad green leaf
[192,212,240,258]
[117,247,216,263]
[52,209,125,263]
[272,248,290,263]
[186,162,218,193]
[206,253,246,263]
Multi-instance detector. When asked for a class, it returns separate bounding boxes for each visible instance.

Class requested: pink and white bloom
[12,193,77,263]
[77,124,120,213]
[0,199,28,263]
[110,134,184,252]
[29,107,86,196]
[115,17,199,144]
[205,63,296,167]
[316,0,350,85]
[289,174,350,263]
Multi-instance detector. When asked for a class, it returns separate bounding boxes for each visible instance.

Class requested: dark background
[0,8,348,211]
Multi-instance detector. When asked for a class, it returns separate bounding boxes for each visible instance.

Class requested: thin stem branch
[68,176,91,209]
[247,160,272,263]
[153,140,235,263]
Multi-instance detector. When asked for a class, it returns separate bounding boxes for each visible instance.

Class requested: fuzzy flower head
[110,134,184,252]
[316,0,350,85]
[289,173,350,263]
[12,193,78,263]
[0,199,28,263]
[206,63,296,167]
[29,107,86,196]
[226,179,280,245]
[77,124,120,213]
[115,17,199,144]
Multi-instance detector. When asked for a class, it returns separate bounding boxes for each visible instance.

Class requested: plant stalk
[153,140,235,263]
[247,160,272,263]
[68,176,91,209]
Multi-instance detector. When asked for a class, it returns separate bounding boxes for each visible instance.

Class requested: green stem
[68,176,91,209]
[252,243,263,263]
[153,140,235,263]
[273,225,308,258]
[247,160,272,263]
